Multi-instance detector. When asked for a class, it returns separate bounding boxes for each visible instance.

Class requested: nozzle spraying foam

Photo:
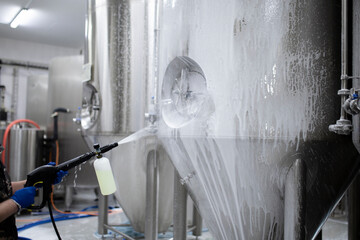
[117,127,157,145]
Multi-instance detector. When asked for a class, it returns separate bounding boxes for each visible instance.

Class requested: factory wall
[0,37,81,122]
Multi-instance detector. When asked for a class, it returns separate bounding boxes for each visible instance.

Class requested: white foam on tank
[117,126,156,145]
[159,135,290,239]
[157,0,332,239]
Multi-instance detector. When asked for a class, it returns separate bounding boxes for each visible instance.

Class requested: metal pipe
[153,0,161,106]
[103,224,136,240]
[284,159,306,240]
[97,194,108,235]
[342,0,349,78]
[0,59,48,70]
[329,0,352,134]
[192,205,203,237]
[187,226,196,232]
[341,0,349,120]
[108,224,132,227]
[145,150,159,240]
[173,170,188,240]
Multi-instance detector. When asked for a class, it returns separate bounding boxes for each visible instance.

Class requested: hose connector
[93,143,102,158]
[329,119,353,135]
[342,88,360,115]
[330,77,360,135]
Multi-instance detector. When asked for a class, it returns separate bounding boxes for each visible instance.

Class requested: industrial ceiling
[0,0,86,49]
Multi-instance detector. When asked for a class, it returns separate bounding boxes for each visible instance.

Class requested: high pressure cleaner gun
[24,142,118,210]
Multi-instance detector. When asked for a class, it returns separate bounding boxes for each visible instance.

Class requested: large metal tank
[26,75,48,128]
[82,0,174,233]
[8,127,44,181]
[47,56,96,187]
[155,0,359,239]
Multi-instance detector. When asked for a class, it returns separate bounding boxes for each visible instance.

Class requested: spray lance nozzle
[24,141,119,209]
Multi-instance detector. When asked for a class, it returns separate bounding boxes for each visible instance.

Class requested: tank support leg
[348,173,360,240]
[173,170,188,240]
[98,192,108,235]
[145,150,159,240]
[284,158,307,240]
[192,205,203,237]
[65,185,73,211]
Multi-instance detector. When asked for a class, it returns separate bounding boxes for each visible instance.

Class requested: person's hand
[47,162,68,184]
[54,170,67,184]
[10,187,36,209]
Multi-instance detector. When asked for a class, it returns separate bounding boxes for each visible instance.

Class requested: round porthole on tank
[81,83,101,130]
[161,56,214,128]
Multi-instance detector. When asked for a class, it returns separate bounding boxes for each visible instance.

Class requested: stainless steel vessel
[155,0,359,239]
[8,127,44,181]
[47,56,96,187]
[83,0,174,233]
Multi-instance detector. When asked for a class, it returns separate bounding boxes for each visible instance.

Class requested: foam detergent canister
[94,156,117,195]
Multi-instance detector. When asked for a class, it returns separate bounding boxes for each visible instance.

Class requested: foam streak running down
[155,0,347,239]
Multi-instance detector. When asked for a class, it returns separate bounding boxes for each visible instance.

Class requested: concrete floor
[16,188,347,240]
[16,188,213,240]
[322,215,348,240]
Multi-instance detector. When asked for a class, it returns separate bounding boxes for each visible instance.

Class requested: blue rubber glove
[54,170,67,184]
[10,186,36,209]
[48,162,68,184]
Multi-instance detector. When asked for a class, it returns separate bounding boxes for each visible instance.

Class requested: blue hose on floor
[17,213,94,232]
[17,205,104,232]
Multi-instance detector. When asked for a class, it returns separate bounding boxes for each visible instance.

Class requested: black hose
[52,108,69,141]
[48,198,62,240]
[53,115,59,141]
[50,107,70,162]
[52,108,69,114]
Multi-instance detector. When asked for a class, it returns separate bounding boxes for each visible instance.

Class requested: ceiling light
[10,8,29,29]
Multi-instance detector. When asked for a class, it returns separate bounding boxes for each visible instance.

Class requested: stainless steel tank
[155,0,359,239]
[47,56,96,188]
[26,75,48,128]
[82,0,174,233]
[8,127,44,181]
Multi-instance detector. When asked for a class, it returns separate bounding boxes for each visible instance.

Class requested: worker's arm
[0,186,37,223]
[11,180,26,194]
[11,165,67,193]
[0,199,18,223]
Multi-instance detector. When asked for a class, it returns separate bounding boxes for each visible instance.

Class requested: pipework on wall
[329,0,354,135]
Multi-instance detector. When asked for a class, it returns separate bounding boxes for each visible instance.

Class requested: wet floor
[322,215,347,240]
[16,188,214,240]
[16,188,346,240]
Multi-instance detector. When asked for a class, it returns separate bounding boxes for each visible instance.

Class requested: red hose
[2,119,40,166]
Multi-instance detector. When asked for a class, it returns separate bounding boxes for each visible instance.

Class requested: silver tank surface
[83,0,174,233]
[47,56,96,187]
[156,0,359,239]
[8,127,44,181]
[26,75,48,128]
[82,0,148,135]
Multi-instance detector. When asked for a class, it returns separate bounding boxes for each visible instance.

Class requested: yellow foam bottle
[94,157,116,195]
